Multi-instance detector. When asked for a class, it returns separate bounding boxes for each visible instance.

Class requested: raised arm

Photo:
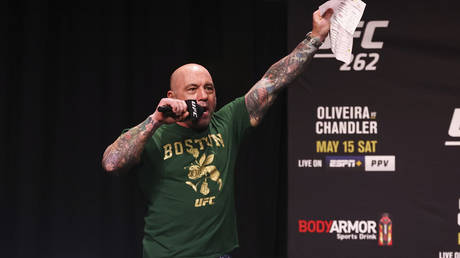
[102,98,188,173]
[245,9,333,126]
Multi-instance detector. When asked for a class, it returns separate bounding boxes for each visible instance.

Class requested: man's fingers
[172,104,179,114]
[175,101,187,116]
[156,98,189,121]
[313,9,321,17]
[314,8,333,21]
[178,111,190,122]
[323,8,334,20]
[160,98,187,116]
[313,10,322,21]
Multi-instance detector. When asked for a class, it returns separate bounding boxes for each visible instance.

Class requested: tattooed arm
[245,9,333,126]
[102,98,189,173]
[102,117,159,173]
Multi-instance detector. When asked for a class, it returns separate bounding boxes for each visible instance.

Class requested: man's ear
[167,90,174,98]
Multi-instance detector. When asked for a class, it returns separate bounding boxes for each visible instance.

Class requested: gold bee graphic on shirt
[185,148,222,195]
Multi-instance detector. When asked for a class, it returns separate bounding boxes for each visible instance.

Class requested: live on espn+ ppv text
[287,0,460,257]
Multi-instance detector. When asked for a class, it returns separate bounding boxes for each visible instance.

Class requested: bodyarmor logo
[185,150,223,197]
[315,20,389,71]
[378,213,392,246]
[445,109,460,146]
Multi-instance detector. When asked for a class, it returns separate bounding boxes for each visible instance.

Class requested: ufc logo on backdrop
[445,108,460,146]
[314,20,389,71]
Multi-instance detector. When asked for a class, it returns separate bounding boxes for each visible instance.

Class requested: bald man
[102,9,333,258]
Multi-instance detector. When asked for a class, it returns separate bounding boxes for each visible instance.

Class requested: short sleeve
[213,96,251,141]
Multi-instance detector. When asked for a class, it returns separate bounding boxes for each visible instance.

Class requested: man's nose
[196,87,208,101]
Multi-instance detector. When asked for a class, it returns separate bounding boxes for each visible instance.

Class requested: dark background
[2,0,290,257]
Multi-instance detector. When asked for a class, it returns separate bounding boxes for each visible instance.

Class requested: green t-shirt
[135,96,251,258]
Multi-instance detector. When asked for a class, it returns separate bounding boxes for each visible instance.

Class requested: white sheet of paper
[318,0,366,63]
[319,0,342,15]
[329,22,354,63]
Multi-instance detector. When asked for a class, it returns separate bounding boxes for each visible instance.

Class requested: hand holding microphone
[154,98,205,124]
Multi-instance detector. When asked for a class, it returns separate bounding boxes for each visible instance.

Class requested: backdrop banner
[287,0,460,257]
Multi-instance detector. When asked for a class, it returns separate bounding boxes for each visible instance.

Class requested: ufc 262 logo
[315,20,389,71]
[445,108,460,146]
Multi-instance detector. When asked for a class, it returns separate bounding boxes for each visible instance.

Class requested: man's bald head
[170,63,212,92]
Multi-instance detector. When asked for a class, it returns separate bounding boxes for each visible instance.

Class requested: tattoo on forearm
[102,117,157,172]
[245,38,319,125]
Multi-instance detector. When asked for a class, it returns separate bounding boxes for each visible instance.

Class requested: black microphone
[157,100,205,123]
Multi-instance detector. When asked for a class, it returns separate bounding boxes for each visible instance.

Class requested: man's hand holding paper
[318,0,366,64]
